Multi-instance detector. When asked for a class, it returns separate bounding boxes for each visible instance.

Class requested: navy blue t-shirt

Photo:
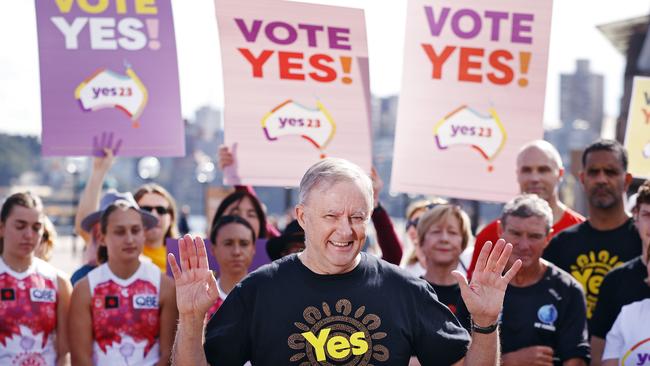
[204,253,470,365]
[457,263,590,365]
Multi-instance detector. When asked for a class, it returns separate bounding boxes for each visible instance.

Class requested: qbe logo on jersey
[133,294,158,309]
[30,288,56,303]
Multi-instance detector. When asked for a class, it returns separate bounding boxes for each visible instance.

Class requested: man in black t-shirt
[543,140,641,330]
[590,181,650,366]
[169,158,523,366]
[461,195,589,366]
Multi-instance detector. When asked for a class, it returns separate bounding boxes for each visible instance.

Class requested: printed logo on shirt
[1,288,15,301]
[569,250,623,318]
[621,338,650,366]
[29,288,56,303]
[534,304,558,331]
[105,295,120,309]
[287,299,389,365]
[133,294,158,309]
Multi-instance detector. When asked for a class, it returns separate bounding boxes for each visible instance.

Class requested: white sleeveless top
[0,256,59,366]
[88,261,161,366]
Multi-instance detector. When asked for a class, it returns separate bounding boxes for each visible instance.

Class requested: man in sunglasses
[467,140,585,279]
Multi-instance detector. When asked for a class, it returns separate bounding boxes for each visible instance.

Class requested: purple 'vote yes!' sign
[35,0,184,157]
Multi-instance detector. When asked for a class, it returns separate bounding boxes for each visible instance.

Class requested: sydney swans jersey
[205,253,470,365]
[88,262,161,366]
[0,257,59,366]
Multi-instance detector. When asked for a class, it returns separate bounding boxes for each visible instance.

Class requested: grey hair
[517,140,564,169]
[298,158,373,210]
[500,194,553,233]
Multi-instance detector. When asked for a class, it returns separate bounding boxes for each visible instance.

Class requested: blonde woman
[415,204,473,327]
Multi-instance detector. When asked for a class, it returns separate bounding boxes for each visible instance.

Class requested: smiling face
[0,206,44,261]
[101,207,146,263]
[296,179,371,274]
[501,215,549,270]
[418,215,463,269]
[211,222,255,278]
[137,192,171,245]
[580,150,631,211]
[516,146,563,202]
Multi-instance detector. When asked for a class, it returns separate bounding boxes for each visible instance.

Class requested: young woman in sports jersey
[69,196,177,366]
[74,146,179,277]
[205,215,256,319]
[0,192,72,366]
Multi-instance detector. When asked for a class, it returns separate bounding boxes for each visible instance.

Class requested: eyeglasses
[140,205,170,215]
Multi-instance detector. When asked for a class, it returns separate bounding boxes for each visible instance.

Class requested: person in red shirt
[468,140,584,279]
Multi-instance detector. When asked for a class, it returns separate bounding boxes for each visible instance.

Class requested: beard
[588,188,619,209]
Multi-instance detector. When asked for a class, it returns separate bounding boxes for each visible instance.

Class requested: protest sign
[216,0,372,186]
[391,0,553,202]
[624,76,650,179]
[35,0,184,156]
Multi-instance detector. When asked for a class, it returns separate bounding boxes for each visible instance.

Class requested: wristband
[471,319,498,334]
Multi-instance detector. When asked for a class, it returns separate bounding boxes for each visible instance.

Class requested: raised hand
[218,142,241,185]
[452,239,521,326]
[91,132,121,173]
[370,166,383,208]
[168,235,219,317]
[217,144,235,170]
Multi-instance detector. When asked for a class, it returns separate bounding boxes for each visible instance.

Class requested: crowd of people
[0,137,648,365]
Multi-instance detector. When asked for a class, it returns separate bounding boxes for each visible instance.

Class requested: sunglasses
[140,205,170,215]
[405,203,462,230]
[406,203,437,230]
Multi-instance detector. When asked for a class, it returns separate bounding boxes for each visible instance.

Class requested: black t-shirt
[458,263,589,365]
[204,253,470,366]
[422,279,470,331]
[591,256,650,339]
[543,218,642,324]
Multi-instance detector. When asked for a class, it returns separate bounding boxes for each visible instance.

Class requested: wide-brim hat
[266,220,305,261]
[80,190,158,232]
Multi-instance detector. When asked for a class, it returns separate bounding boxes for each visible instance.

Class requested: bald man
[468,140,585,278]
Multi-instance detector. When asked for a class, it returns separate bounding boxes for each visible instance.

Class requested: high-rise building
[560,59,605,136]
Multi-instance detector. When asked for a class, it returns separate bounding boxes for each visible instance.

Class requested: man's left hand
[452,239,521,326]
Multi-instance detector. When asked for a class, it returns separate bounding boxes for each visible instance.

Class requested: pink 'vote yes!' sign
[391,0,553,202]
[215,0,373,187]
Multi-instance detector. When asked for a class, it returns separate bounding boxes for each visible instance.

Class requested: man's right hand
[501,346,554,366]
[168,235,219,317]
